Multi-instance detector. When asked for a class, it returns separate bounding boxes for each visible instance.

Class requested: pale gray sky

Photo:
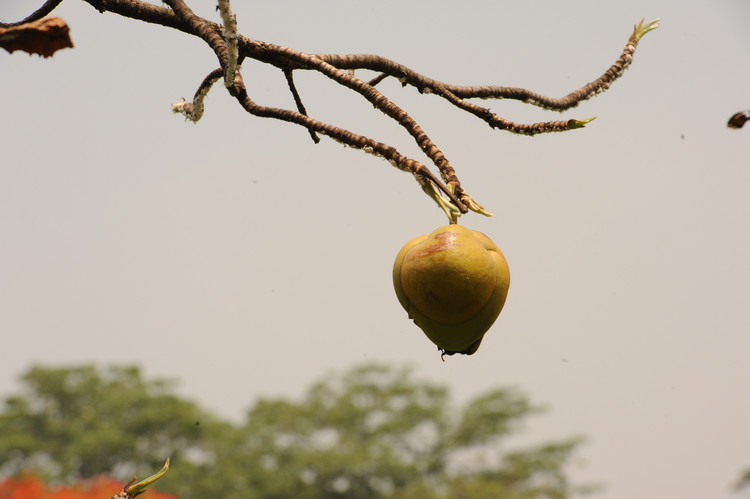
[2,1,750,498]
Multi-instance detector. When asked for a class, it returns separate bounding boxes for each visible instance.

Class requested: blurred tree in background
[0,363,593,498]
[0,365,209,482]
[736,469,750,492]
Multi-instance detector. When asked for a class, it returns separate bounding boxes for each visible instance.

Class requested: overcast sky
[2,1,750,498]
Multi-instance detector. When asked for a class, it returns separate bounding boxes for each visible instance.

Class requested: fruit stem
[422,183,462,222]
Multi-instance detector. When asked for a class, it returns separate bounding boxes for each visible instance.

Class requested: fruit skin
[393,225,510,355]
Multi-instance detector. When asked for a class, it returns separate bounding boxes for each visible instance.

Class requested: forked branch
[5,0,659,219]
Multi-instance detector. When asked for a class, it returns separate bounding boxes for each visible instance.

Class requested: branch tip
[122,458,170,497]
[634,18,660,41]
[464,196,493,217]
[569,116,596,129]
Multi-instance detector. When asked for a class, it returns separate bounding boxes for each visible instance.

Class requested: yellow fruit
[393,224,510,356]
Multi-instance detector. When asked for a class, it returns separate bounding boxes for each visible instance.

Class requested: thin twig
[171,67,223,122]
[0,0,64,27]
[366,72,388,87]
[284,69,320,144]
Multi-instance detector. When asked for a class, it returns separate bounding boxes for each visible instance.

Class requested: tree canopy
[0,363,593,498]
[0,365,208,482]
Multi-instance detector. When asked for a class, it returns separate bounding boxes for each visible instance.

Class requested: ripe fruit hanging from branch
[3,1,659,362]
[393,225,510,357]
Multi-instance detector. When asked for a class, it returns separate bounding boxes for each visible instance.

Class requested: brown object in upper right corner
[727,110,750,129]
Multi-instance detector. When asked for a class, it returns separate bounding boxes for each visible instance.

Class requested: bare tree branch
[13,0,658,219]
[216,0,238,88]
[0,0,64,27]
[314,18,658,113]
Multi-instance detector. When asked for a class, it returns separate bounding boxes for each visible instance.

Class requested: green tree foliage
[0,365,210,482]
[0,363,592,498]
[736,468,750,491]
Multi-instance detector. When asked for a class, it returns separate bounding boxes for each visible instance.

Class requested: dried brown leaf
[0,17,73,58]
[728,110,750,130]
